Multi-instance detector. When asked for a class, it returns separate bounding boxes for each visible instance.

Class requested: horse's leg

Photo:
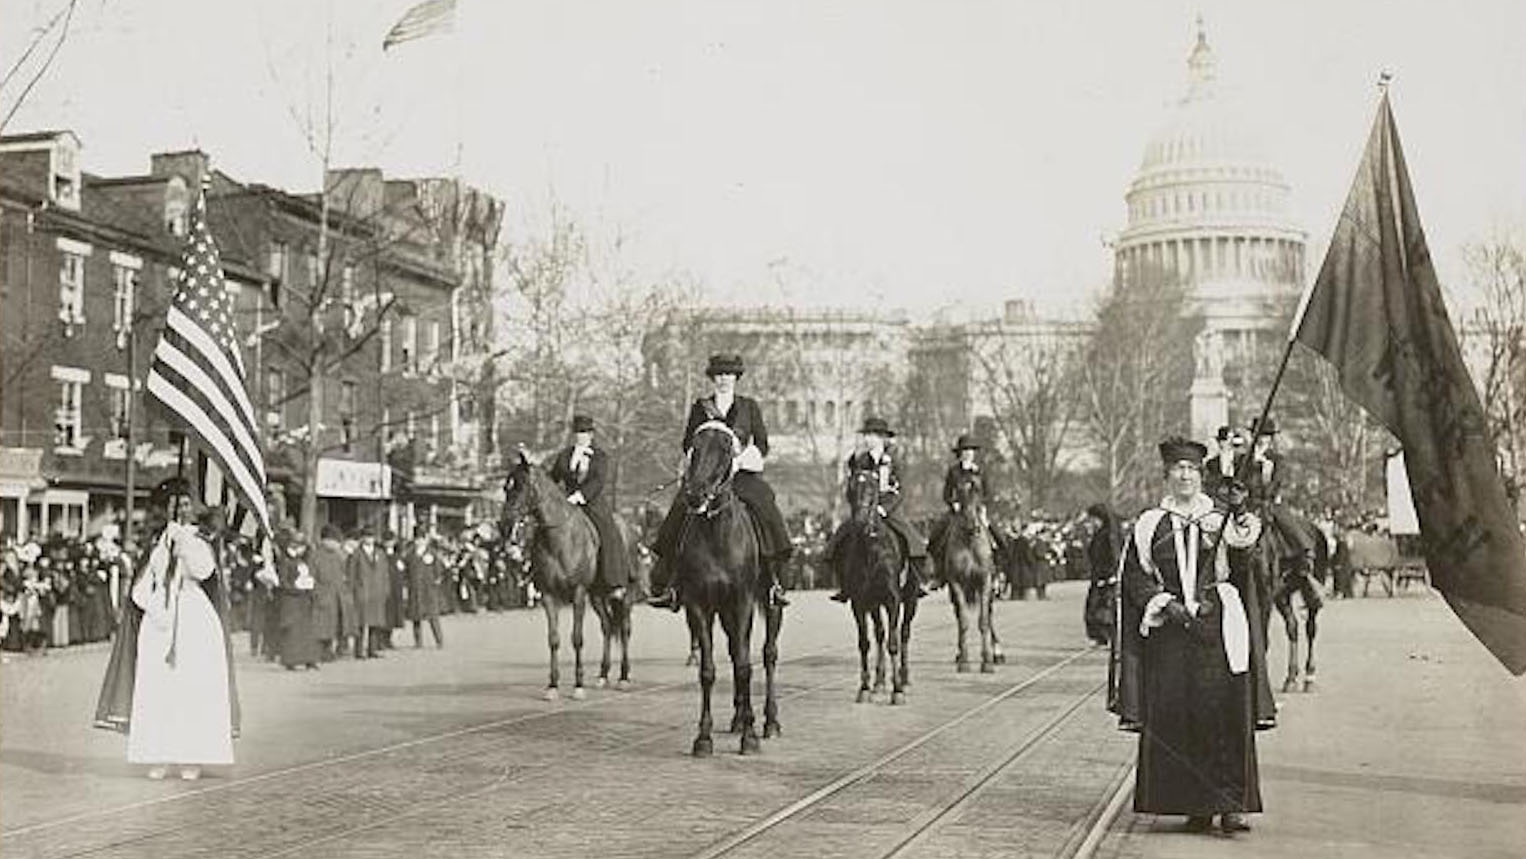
[618,598,633,689]
[989,596,1005,664]
[762,602,782,737]
[899,591,917,692]
[1303,581,1322,692]
[689,605,715,757]
[570,587,588,700]
[887,598,906,704]
[1274,587,1300,693]
[593,597,612,688]
[872,602,890,695]
[951,580,971,673]
[687,628,700,666]
[978,578,995,673]
[854,604,873,703]
[724,598,759,755]
[542,595,561,701]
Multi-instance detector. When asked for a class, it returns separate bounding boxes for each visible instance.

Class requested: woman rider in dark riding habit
[647,353,791,610]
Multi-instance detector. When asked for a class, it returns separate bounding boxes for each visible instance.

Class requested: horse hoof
[740,733,762,755]
[685,654,698,667]
[692,737,714,757]
[872,682,886,695]
[571,686,587,701]
[1281,679,1299,694]
[616,679,633,692]
[543,687,560,702]
[956,663,971,674]
[595,677,608,689]
[728,715,744,734]
[763,721,782,739]
[891,691,907,705]
[1303,678,1317,693]
[993,652,1007,664]
[856,689,871,704]
[980,662,995,674]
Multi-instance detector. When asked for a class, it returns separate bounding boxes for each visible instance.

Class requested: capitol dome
[1114,20,1308,443]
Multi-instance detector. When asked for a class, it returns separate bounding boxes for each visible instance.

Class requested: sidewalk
[1102,589,1526,858]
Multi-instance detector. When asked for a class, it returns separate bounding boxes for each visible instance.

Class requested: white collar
[1158,492,1215,521]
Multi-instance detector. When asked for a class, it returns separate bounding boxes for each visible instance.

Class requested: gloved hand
[566,491,586,506]
[1162,600,1193,627]
[1225,479,1249,514]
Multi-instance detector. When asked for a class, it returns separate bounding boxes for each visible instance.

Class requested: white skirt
[127,583,234,765]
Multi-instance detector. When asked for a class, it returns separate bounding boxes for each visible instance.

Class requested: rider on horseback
[825,417,932,602]
[647,353,792,610]
[547,415,632,601]
[926,433,1005,574]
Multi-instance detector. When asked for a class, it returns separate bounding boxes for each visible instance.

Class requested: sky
[3,0,1523,320]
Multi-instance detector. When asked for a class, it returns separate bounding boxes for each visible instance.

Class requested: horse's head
[951,470,985,531]
[499,448,540,548]
[846,470,880,528]
[683,422,738,515]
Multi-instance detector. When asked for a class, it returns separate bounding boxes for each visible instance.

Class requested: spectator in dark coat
[310,525,353,660]
[277,531,321,671]
[347,527,391,658]
[404,530,444,649]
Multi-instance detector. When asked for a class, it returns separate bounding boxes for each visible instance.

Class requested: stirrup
[647,587,681,611]
[829,591,850,603]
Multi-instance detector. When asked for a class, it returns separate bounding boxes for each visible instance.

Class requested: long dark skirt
[93,602,143,733]
[653,471,792,561]
[1084,580,1114,644]
[279,592,321,668]
[1134,620,1262,816]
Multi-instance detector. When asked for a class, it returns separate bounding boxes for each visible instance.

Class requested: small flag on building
[1293,91,1526,674]
[383,0,456,51]
[146,181,273,561]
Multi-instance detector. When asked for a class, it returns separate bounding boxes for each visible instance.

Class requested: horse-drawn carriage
[1339,529,1430,597]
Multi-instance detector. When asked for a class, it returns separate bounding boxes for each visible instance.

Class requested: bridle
[685,422,739,518]
[848,470,882,536]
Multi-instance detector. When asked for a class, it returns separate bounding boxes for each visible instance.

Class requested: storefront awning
[316,458,392,500]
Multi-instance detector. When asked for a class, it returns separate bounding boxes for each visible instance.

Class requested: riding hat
[1251,415,1279,436]
[952,433,981,453]
[860,416,895,437]
[1157,435,1208,465]
[571,414,595,433]
[705,353,745,378]
[1215,425,1233,442]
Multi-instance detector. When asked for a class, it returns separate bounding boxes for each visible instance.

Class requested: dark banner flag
[1294,92,1526,674]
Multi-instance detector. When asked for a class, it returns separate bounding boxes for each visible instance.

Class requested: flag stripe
[164,305,259,432]
[150,337,265,484]
[148,372,271,538]
[383,0,454,49]
[146,359,265,509]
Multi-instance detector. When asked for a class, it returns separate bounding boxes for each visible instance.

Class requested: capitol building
[1115,21,1307,443]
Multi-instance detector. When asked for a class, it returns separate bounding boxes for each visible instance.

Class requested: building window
[380,318,393,372]
[166,200,188,236]
[340,381,357,453]
[265,369,284,432]
[459,392,476,425]
[59,252,86,327]
[54,374,85,451]
[786,400,798,429]
[305,250,320,287]
[402,317,417,373]
[112,264,136,340]
[109,384,131,439]
[824,401,836,426]
[406,410,417,440]
[267,241,287,309]
[425,321,440,371]
[429,414,440,459]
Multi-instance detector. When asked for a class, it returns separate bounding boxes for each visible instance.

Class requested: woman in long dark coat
[1117,436,1263,835]
[277,532,321,670]
[347,527,391,658]
[1083,502,1120,646]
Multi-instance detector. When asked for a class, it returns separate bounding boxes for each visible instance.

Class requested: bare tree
[1462,233,1526,507]
[1077,275,1198,510]
[969,319,1082,512]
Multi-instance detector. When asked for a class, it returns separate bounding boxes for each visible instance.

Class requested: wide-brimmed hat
[859,416,895,437]
[951,433,981,453]
[571,414,595,433]
[1158,435,1208,465]
[705,353,745,377]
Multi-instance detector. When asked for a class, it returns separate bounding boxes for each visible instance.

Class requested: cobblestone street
[3,583,1524,858]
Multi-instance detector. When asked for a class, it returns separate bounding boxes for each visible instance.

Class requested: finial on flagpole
[1378,69,1394,91]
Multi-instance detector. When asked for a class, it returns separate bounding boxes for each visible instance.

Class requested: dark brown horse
[937,470,999,673]
[500,451,635,700]
[835,470,916,704]
[675,421,783,756]
[1257,508,1328,693]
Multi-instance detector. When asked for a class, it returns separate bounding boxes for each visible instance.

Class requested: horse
[1254,506,1328,693]
[500,451,636,701]
[675,421,783,756]
[835,470,917,704]
[937,470,999,673]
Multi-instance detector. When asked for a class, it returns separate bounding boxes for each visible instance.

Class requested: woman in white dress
[127,486,233,780]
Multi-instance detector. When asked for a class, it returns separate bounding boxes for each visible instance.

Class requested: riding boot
[825,528,851,602]
[645,554,683,612]
[907,556,932,598]
[762,557,790,608]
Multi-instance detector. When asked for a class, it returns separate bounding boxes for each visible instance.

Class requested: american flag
[382,0,455,51]
[146,183,273,557]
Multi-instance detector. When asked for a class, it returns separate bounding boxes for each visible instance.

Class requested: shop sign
[316,459,392,499]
